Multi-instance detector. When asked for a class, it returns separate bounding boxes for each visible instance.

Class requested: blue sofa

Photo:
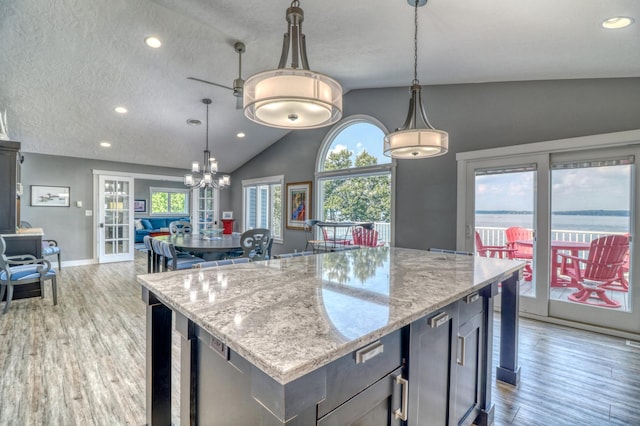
[134,217,190,243]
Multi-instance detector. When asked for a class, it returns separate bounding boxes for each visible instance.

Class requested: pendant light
[384,0,448,159]
[184,99,231,189]
[243,0,343,130]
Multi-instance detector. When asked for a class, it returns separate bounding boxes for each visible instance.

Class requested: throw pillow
[134,219,143,230]
[141,219,153,230]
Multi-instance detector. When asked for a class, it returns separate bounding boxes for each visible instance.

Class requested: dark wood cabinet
[408,290,488,426]
[0,140,21,234]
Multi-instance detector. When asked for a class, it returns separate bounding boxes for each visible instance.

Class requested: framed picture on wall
[30,185,70,207]
[134,199,146,212]
[286,181,311,230]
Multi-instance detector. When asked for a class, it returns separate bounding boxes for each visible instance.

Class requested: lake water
[476,213,630,233]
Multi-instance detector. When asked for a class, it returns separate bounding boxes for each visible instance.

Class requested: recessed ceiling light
[602,16,635,29]
[114,106,128,114]
[145,36,162,48]
[187,119,202,126]
[236,132,246,138]
[100,141,112,148]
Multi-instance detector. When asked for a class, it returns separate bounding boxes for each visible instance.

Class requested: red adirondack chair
[600,233,630,292]
[475,232,516,259]
[352,227,382,247]
[505,226,534,280]
[558,234,628,308]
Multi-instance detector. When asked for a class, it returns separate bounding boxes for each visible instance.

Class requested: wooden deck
[0,251,638,425]
[519,280,631,311]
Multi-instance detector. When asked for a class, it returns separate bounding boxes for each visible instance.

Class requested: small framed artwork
[286,181,311,230]
[222,211,233,219]
[30,185,70,207]
[134,199,147,212]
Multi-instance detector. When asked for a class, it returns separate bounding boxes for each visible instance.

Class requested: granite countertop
[138,247,523,385]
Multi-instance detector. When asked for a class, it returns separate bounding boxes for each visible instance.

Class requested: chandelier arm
[278,33,290,69]
[300,34,309,70]
[291,18,300,69]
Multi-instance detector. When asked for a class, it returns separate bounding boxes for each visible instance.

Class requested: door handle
[394,375,409,421]
[99,223,104,228]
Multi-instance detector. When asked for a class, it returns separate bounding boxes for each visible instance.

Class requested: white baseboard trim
[60,259,98,268]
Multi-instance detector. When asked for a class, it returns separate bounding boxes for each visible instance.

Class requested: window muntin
[150,187,189,215]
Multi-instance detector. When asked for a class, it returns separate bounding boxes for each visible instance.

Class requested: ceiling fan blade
[187,77,233,92]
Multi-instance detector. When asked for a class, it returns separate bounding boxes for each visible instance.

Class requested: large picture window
[242,176,283,243]
[150,187,189,215]
[316,117,393,245]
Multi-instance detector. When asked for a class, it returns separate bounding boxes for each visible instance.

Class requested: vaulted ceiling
[2,0,638,172]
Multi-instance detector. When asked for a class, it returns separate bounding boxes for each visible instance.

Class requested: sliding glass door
[459,142,640,335]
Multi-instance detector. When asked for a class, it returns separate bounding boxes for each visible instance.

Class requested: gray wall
[20,154,198,261]
[230,78,640,254]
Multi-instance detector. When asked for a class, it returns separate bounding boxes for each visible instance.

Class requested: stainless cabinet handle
[429,312,450,328]
[394,375,409,421]
[465,292,479,304]
[355,340,384,364]
[457,335,466,366]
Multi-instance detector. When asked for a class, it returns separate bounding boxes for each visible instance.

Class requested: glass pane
[319,173,391,245]
[550,163,631,311]
[321,122,389,172]
[475,170,536,298]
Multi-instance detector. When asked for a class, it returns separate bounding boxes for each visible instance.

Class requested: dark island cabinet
[408,288,492,426]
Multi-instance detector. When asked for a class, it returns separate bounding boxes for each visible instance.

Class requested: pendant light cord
[413,0,419,85]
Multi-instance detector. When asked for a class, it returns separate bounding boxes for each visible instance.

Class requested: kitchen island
[138,247,524,426]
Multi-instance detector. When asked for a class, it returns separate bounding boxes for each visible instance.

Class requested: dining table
[516,239,591,287]
[154,233,242,260]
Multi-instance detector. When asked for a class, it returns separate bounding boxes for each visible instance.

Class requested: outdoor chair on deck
[558,234,628,308]
[475,232,516,259]
[352,227,383,247]
[0,236,57,314]
[505,226,534,281]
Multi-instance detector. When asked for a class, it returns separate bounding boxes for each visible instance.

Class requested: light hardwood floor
[0,252,638,425]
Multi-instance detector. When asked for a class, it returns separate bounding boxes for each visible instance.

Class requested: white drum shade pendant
[384,0,448,159]
[243,1,342,130]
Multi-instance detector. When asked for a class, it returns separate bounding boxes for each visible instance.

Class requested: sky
[327,122,389,165]
[475,165,631,211]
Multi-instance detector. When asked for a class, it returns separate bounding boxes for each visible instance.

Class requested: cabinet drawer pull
[457,335,466,366]
[355,340,384,364]
[394,375,409,421]
[465,292,480,304]
[429,312,450,328]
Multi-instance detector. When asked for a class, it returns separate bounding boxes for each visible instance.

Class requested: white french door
[98,175,134,263]
[458,138,640,336]
[462,154,550,317]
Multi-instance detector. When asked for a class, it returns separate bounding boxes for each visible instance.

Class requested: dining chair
[558,234,628,308]
[169,221,192,236]
[192,258,251,268]
[0,236,58,314]
[475,232,515,259]
[239,228,272,261]
[160,241,204,271]
[19,221,62,270]
[143,236,154,273]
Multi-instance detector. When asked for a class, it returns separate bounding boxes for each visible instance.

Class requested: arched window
[316,116,394,245]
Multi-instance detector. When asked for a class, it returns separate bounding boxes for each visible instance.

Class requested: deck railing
[476,226,627,248]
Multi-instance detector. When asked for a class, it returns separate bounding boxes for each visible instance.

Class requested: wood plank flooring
[0,252,638,425]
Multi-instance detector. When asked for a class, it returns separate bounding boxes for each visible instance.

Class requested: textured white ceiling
[1,0,639,172]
